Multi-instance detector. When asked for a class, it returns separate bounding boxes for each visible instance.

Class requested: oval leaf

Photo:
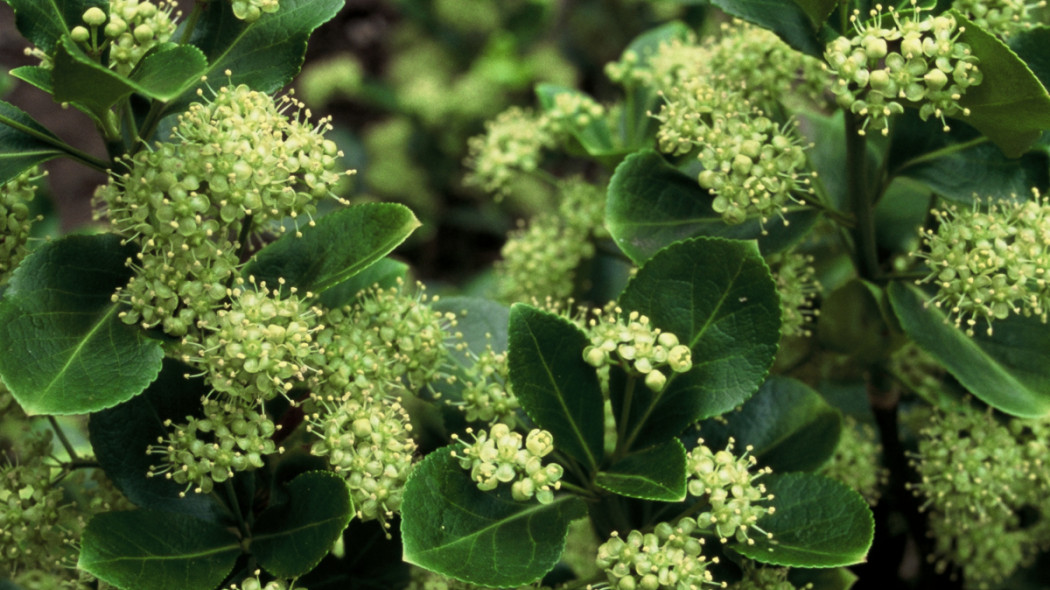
[595,438,687,502]
[888,281,1050,417]
[694,376,842,473]
[0,234,164,415]
[508,304,605,471]
[244,203,420,296]
[707,0,823,57]
[606,150,817,265]
[401,447,587,587]
[252,471,353,577]
[617,237,781,449]
[954,11,1050,158]
[78,509,242,590]
[735,473,874,567]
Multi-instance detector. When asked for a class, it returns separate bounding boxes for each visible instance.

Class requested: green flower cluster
[910,408,1050,588]
[464,107,555,197]
[148,397,281,496]
[306,393,416,524]
[405,565,547,590]
[824,3,982,135]
[497,180,606,302]
[583,308,693,393]
[728,566,811,590]
[767,252,821,339]
[452,424,564,504]
[0,166,43,280]
[452,345,519,426]
[230,0,280,22]
[0,433,74,574]
[953,0,1047,38]
[229,569,301,590]
[822,416,887,505]
[915,194,1050,336]
[595,517,718,590]
[686,438,774,545]
[97,81,351,336]
[35,2,178,73]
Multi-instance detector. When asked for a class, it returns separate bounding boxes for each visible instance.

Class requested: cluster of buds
[822,416,887,505]
[0,166,44,279]
[230,0,280,22]
[767,251,821,338]
[915,193,1050,336]
[497,180,605,303]
[686,438,775,545]
[451,424,564,504]
[306,392,417,524]
[910,408,1050,587]
[595,517,719,590]
[954,0,1047,39]
[183,280,323,403]
[824,2,982,135]
[405,565,546,590]
[454,346,520,426]
[654,80,814,227]
[228,570,299,590]
[464,107,555,197]
[148,397,282,496]
[542,91,606,136]
[729,566,810,590]
[583,307,693,392]
[54,2,179,74]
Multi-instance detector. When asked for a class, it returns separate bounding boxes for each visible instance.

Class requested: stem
[137,101,169,146]
[0,113,110,172]
[612,373,637,461]
[224,479,250,539]
[48,416,80,463]
[895,136,989,172]
[844,112,881,281]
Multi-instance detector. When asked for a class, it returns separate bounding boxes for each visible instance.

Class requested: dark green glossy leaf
[187,0,344,95]
[53,38,209,117]
[695,376,841,473]
[316,257,408,309]
[617,237,781,449]
[297,520,411,590]
[606,150,818,264]
[888,110,1048,203]
[955,11,1050,158]
[245,203,419,296]
[0,234,164,415]
[595,439,687,501]
[0,100,65,185]
[400,448,587,587]
[252,471,353,577]
[707,0,823,57]
[735,473,873,567]
[89,359,221,519]
[4,0,105,54]
[792,0,839,28]
[508,304,605,471]
[888,281,1050,417]
[78,509,241,590]
[1009,26,1050,92]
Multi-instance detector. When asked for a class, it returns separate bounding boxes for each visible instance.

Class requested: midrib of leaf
[312,218,418,293]
[37,302,120,396]
[86,542,241,565]
[251,513,348,542]
[598,472,674,493]
[521,319,598,471]
[418,494,576,554]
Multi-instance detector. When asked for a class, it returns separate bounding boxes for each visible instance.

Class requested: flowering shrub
[2,1,1050,590]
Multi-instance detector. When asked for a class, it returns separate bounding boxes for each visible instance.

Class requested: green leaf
[954,11,1050,158]
[400,448,587,587]
[9,65,54,94]
[0,100,65,185]
[789,567,859,590]
[52,38,208,116]
[707,0,823,57]
[316,257,409,309]
[78,509,242,590]
[244,203,420,296]
[252,471,353,578]
[888,281,1050,417]
[695,376,842,473]
[508,304,605,471]
[188,0,345,95]
[595,439,687,501]
[791,0,839,29]
[89,359,222,519]
[799,110,881,212]
[606,150,818,264]
[735,473,873,567]
[0,233,164,415]
[617,237,781,449]
[1009,26,1050,93]
[888,111,1048,203]
[4,0,105,53]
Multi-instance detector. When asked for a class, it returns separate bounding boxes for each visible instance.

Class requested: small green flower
[230,0,280,22]
[0,166,44,280]
[583,307,692,392]
[595,517,717,590]
[452,424,564,504]
[686,438,774,545]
